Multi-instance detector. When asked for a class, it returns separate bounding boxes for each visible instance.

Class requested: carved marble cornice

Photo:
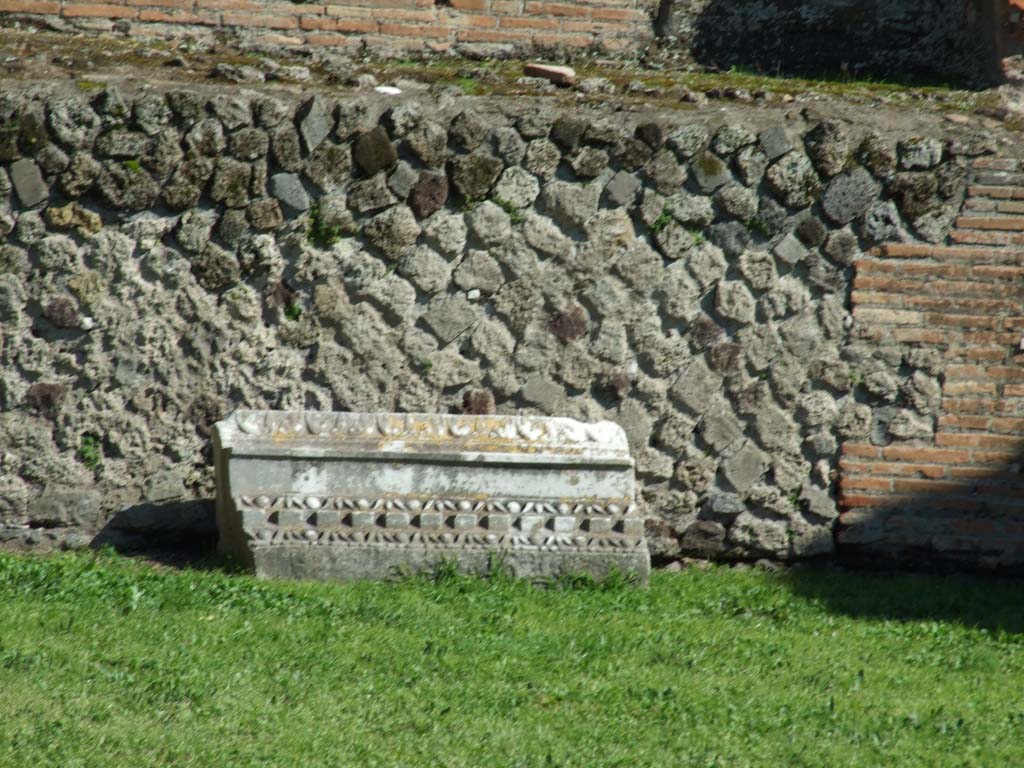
[217,410,631,459]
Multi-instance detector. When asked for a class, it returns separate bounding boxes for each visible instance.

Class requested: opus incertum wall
[0,83,1012,571]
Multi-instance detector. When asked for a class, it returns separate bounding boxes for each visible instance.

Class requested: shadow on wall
[663,0,998,88]
[835,447,1024,577]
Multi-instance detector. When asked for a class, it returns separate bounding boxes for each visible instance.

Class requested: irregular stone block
[408,172,448,219]
[48,98,102,150]
[666,124,709,160]
[28,485,101,528]
[450,110,491,151]
[10,158,48,208]
[804,120,850,178]
[363,205,420,259]
[720,440,768,494]
[691,151,731,192]
[450,152,503,201]
[269,172,310,213]
[422,294,478,343]
[349,173,397,214]
[822,167,880,225]
[898,137,943,170]
[213,411,649,583]
[405,120,447,168]
[758,126,791,161]
[387,161,419,199]
[297,95,333,154]
[766,151,820,209]
[353,126,397,176]
[711,125,755,156]
[603,170,641,208]
[542,179,600,229]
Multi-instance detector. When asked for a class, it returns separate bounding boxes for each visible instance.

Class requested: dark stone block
[353,126,398,176]
[408,172,449,219]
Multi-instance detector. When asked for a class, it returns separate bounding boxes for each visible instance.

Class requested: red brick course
[0,0,652,52]
[0,0,58,11]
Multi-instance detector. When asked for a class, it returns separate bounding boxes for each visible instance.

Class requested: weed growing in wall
[456,77,481,96]
[77,433,102,474]
[306,202,344,249]
[493,197,525,224]
[651,206,672,234]
[746,217,771,239]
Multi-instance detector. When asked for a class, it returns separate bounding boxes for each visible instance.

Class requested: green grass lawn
[2,551,1023,767]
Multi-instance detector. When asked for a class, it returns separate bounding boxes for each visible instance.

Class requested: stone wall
[0,0,653,57]
[0,85,994,566]
[656,0,999,86]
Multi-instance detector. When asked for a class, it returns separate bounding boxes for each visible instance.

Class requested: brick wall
[0,0,653,55]
[840,157,1024,571]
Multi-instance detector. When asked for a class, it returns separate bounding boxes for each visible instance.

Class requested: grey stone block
[422,294,478,344]
[772,233,808,265]
[691,151,731,192]
[28,485,101,528]
[666,124,708,160]
[823,167,880,225]
[269,173,310,213]
[387,161,419,199]
[758,126,792,161]
[670,357,723,415]
[603,170,642,208]
[720,441,768,493]
[297,95,333,153]
[10,159,48,208]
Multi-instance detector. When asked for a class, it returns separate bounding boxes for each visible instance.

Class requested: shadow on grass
[782,564,1024,635]
[91,498,235,573]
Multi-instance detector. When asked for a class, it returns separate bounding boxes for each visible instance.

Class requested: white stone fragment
[213,410,649,584]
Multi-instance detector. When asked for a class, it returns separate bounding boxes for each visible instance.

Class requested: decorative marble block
[213,410,650,583]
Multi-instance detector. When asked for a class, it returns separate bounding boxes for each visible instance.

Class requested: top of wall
[0,0,655,58]
[0,26,1014,154]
